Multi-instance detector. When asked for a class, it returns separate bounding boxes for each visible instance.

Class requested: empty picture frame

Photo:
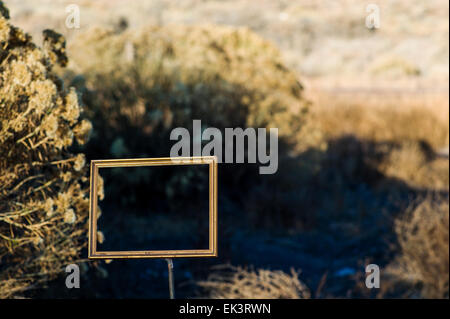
[88,156,218,259]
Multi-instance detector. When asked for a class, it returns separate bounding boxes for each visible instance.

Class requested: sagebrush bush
[68,25,311,140]
[0,2,99,298]
[67,24,324,221]
[385,197,449,298]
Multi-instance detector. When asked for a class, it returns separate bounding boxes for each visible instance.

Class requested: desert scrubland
[1,0,448,298]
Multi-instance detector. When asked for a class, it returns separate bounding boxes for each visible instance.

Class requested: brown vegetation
[0,0,448,299]
[310,90,449,190]
[383,198,449,298]
[0,1,97,298]
[65,24,324,226]
[197,265,311,299]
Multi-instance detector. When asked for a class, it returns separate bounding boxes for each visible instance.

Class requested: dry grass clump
[385,197,449,298]
[197,265,311,299]
[0,2,97,298]
[379,141,449,190]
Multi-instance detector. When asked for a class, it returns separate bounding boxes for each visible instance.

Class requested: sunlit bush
[68,24,311,141]
[0,2,97,298]
[67,24,323,220]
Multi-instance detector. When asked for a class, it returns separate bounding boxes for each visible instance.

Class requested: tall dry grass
[309,89,449,190]
[309,89,448,147]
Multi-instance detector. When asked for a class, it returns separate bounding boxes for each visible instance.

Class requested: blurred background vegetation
[0,0,448,298]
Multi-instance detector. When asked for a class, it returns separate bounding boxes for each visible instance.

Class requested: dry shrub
[68,24,318,152]
[66,24,324,225]
[197,265,310,299]
[0,2,99,298]
[379,141,449,190]
[386,197,449,298]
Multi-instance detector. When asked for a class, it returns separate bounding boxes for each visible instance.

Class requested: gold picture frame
[88,156,218,259]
